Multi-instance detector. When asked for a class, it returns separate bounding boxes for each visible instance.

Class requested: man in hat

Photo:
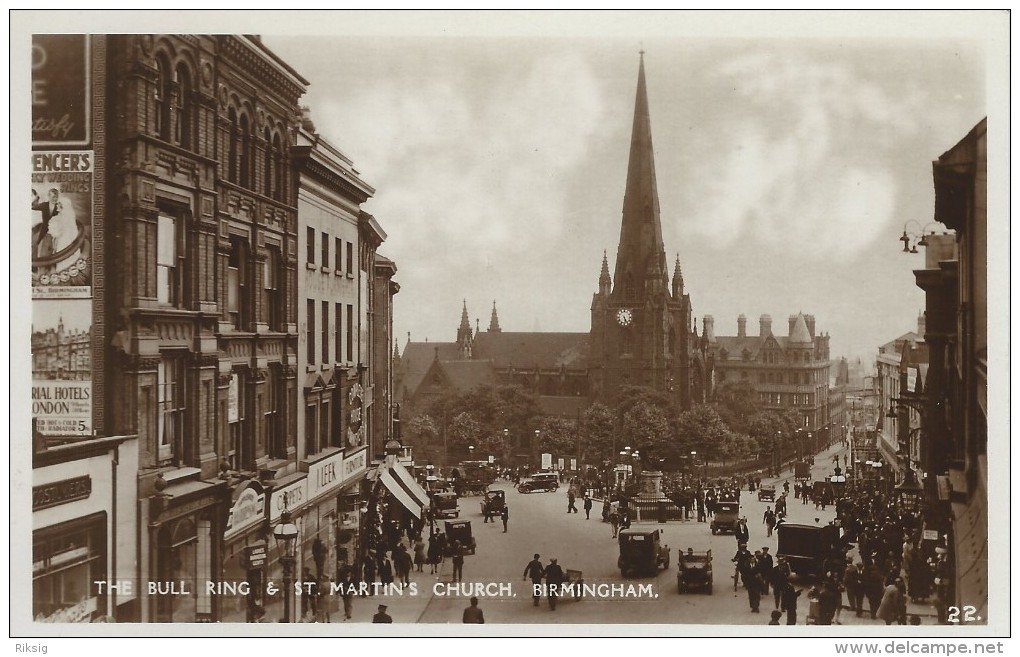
[462,596,485,624]
[544,557,565,610]
[372,604,392,623]
[735,517,750,545]
[732,543,752,591]
[771,556,791,609]
[523,553,545,607]
[758,546,774,595]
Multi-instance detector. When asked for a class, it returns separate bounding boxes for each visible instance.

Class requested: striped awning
[379,463,430,518]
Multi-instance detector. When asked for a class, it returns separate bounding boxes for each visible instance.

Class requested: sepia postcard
[8,8,1011,651]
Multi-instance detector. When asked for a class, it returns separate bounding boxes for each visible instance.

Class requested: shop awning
[379,463,430,518]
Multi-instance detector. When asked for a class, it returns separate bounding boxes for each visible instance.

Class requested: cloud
[680,49,923,259]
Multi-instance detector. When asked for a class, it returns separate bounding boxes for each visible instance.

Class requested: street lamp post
[272,509,299,623]
[690,450,698,485]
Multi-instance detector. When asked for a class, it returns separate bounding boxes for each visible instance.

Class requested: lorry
[776,523,841,578]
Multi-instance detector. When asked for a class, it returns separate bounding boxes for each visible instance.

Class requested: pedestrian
[759,547,774,595]
[567,490,578,514]
[378,552,394,586]
[523,553,545,607]
[462,596,485,623]
[337,563,354,620]
[769,610,783,625]
[500,505,509,533]
[609,510,620,538]
[394,544,412,586]
[732,543,752,591]
[315,574,331,623]
[583,495,593,519]
[362,553,377,594]
[372,603,392,623]
[413,537,426,573]
[545,557,565,610]
[863,563,885,619]
[601,499,610,522]
[300,567,316,619]
[877,580,904,625]
[763,507,776,538]
[427,534,441,575]
[735,517,750,545]
[771,557,791,609]
[844,559,864,616]
[451,541,465,583]
[818,578,840,625]
[781,584,802,625]
[746,553,764,613]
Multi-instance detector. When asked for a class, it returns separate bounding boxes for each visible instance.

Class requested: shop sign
[570,458,577,471]
[227,374,239,423]
[341,447,368,485]
[922,529,939,541]
[270,477,307,522]
[346,383,364,447]
[541,453,552,469]
[224,481,265,539]
[33,475,92,511]
[307,451,344,501]
[32,35,90,146]
[557,458,565,470]
[31,151,94,297]
[245,544,267,569]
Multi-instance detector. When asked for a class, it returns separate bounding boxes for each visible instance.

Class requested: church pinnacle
[599,250,612,294]
[488,300,502,332]
[613,52,667,297]
[457,299,472,344]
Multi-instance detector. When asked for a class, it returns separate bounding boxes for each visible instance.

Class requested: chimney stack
[918,311,926,338]
[759,314,772,337]
[737,314,747,338]
[703,315,715,342]
[805,314,816,338]
[788,315,798,336]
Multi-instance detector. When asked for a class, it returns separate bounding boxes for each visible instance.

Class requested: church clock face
[616,308,633,326]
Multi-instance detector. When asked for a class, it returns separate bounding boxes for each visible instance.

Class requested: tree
[581,402,616,464]
[621,401,672,464]
[448,411,481,449]
[675,404,729,462]
[746,411,789,458]
[711,380,762,434]
[534,417,579,457]
[406,413,438,447]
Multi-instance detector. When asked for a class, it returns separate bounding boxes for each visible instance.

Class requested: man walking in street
[523,553,545,607]
[844,558,864,616]
[763,506,776,538]
[567,489,578,514]
[451,541,465,583]
[462,596,485,623]
[500,505,509,533]
[545,557,565,610]
[372,604,392,623]
[781,584,802,625]
[609,509,620,538]
[735,517,750,546]
[583,495,593,519]
[759,546,774,595]
[771,556,791,609]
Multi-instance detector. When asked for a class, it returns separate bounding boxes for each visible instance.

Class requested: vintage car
[442,519,476,556]
[677,548,713,594]
[776,523,840,577]
[480,489,507,517]
[757,484,776,502]
[517,472,560,493]
[710,501,740,534]
[617,528,670,577]
[431,491,460,519]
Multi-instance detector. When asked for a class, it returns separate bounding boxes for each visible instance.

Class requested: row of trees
[405,381,808,469]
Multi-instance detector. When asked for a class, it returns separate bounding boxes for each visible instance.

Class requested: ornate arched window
[155,54,173,141]
[174,64,193,149]
[239,114,251,189]
[264,127,274,198]
[227,107,238,183]
[273,132,285,202]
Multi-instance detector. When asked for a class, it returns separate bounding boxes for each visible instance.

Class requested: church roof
[537,396,591,419]
[471,332,590,370]
[434,360,498,392]
[397,341,461,401]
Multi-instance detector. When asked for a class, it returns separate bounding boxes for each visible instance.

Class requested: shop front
[218,479,269,623]
[32,436,136,623]
[260,446,369,622]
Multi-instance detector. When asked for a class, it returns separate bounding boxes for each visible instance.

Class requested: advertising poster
[31,299,91,436]
[31,150,93,299]
[32,34,90,146]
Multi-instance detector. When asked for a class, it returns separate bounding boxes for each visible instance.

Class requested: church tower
[590,53,708,408]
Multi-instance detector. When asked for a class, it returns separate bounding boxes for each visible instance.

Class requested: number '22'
[947,605,978,623]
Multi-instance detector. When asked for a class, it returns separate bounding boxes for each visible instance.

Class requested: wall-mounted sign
[32,35,90,146]
[227,374,239,423]
[346,382,364,447]
[307,451,344,501]
[269,477,307,522]
[32,475,92,511]
[31,151,93,297]
[541,453,552,470]
[341,447,368,484]
[224,481,265,540]
[245,544,268,569]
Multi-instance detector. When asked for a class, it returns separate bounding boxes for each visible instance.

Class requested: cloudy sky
[261,13,994,365]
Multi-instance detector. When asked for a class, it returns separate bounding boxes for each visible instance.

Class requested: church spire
[456,300,473,356]
[599,250,612,295]
[613,51,667,298]
[671,253,684,298]
[488,300,502,332]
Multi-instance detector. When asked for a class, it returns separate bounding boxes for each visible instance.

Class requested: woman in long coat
[413,537,426,572]
[877,581,904,625]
